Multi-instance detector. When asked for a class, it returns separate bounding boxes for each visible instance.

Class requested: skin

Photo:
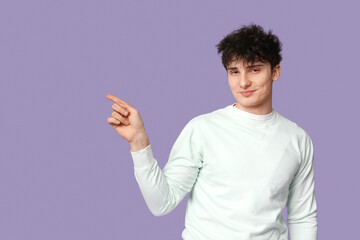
[227,58,281,115]
[105,94,150,152]
[106,57,281,152]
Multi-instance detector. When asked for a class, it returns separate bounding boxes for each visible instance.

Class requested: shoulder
[181,105,230,141]
[276,111,311,139]
[187,105,230,127]
[276,111,313,159]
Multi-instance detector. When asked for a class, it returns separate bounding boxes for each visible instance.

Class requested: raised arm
[286,132,318,240]
[105,94,203,216]
[130,119,203,216]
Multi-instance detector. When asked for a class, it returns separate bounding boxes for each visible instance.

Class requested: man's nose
[239,73,251,89]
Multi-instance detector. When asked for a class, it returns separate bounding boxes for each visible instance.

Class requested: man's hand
[106,94,150,151]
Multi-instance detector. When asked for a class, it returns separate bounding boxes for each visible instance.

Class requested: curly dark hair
[216,24,283,71]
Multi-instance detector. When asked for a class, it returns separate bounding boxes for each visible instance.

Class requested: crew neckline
[226,103,279,126]
[232,103,274,120]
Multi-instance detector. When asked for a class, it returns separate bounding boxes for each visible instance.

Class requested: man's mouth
[239,90,256,97]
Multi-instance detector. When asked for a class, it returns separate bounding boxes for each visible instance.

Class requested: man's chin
[235,101,257,107]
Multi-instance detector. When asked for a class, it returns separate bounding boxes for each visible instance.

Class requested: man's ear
[272,65,281,82]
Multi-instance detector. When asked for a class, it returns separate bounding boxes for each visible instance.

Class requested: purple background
[1,0,359,239]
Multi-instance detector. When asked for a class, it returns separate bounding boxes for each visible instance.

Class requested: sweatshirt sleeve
[286,132,318,240]
[129,119,203,217]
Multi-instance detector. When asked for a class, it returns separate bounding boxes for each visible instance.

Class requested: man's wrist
[129,133,150,152]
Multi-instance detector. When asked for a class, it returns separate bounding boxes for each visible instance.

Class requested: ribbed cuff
[129,144,155,169]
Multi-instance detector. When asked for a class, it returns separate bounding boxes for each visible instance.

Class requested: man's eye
[252,69,260,73]
[232,71,239,74]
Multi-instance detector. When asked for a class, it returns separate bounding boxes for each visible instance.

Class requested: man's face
[227,58,281,115]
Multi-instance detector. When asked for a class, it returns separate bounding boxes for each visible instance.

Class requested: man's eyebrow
[226,64,264,71]
[246,64,264,68]
[226,67,238,71]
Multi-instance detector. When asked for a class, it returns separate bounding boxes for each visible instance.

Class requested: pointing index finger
[106,94,129,107]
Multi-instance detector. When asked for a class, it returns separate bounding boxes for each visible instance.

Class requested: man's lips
[239,90,256,96]
[239,90,256,93]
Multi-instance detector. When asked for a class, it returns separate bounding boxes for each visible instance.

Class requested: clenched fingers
[107,117,120,125]
[112,103,129,116]
[112,111,129,125]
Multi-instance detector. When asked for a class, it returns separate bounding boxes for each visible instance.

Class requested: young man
[106,24,318,240]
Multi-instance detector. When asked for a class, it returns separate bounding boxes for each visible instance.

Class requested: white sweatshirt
[130,103,318,240]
